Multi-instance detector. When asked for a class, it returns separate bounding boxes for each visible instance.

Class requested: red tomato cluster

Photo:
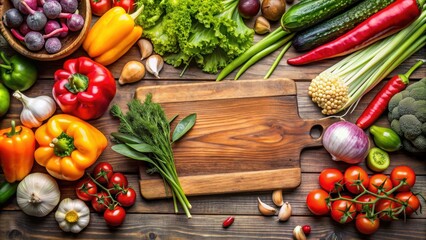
[306,165,421,235]
[90,0,135,16]
[75,162,137,227]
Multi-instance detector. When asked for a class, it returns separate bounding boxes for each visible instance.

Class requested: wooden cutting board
[135,79,334,199]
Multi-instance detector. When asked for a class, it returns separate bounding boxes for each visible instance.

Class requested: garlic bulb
[146,54,164,78]
[55,198,90,233]
[13,90,56,128]
[17,172,61,217]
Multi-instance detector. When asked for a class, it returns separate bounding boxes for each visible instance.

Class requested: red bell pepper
[287,0,423,65]
[52,57,116,120]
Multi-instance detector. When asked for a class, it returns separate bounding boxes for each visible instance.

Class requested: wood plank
[0,212,425,239]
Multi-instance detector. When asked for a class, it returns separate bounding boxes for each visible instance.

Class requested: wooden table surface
[0,20,425,239]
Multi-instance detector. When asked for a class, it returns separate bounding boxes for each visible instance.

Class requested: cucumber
[293,0,396,52]
[280,0,362,32]
[0,181,18,206]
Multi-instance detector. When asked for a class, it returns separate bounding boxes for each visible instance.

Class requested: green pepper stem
[50,132,75,157]
[66,73,89,93]
[0,51,11,66]
[130,5,144,20]
[403,59,425,79]
[5,120,22,137]
[0,64,12,70]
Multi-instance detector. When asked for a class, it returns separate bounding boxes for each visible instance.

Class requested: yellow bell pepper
[83,6,144,66]
[34,114,107,181]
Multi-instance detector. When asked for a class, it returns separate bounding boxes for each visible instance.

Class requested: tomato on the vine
[92,191,112,213]
[75,177,98,201]
[368,174,393,194]
[319,168,344,193]
[104,205,126,227]
[394,192,420,216]
[375,197,397,221]
[390,166,416,192]
[330,198,357,224]
[108,173,129,195]
[355,214,380,235]
[344,166,369,194]
[113,0,135,13]
[90,0,112,16]
[355,194,377,213]
[116,187,137,207]
[306,189,330,215]
[93,162,114,186]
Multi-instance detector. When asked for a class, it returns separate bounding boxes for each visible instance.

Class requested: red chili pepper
[52,57,116,120]
[222,216,235,228]
[356,60,424,129]
[287,0,422,65]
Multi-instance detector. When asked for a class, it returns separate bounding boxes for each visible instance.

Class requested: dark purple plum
[44,20,61,36]
[24,31,45,51]
[26,11,47,31]
[19,22,31,35]
[60,0,78,13]
[238,0,260,19]
[3,8,24,28]
[43,0,62,19]
[18,0,38,15]
[45,37,61,53]
[67,13,84,31]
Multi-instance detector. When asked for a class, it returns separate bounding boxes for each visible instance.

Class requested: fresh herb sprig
[110,94,196,218]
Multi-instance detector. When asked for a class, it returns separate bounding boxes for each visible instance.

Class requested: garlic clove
[272,189,284,207]
[293,225,307,240]
[137,38,153,61]
[254,16,271,35]
[118,61,146,85]
[146,54,164,79]
[257,197,277,216]
[277,202,292,221]
[13,90,56,128]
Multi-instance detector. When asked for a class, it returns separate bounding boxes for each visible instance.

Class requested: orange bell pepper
[34,114,107,181]
[0,121,35,183]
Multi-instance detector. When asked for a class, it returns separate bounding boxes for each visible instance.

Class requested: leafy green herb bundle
[110,94,196,218]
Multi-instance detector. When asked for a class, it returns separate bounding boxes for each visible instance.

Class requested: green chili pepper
[0,83,10,117]
[0,51,38,91]
[369,125,402,152]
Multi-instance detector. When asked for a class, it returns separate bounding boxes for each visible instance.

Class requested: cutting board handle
[301,118,336,148]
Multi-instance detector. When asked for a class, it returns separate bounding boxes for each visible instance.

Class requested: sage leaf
[168,114,179,125]
[111,132,143,144]
[126,143,154,153]
[111,144,154,164]
[172,113,197,142]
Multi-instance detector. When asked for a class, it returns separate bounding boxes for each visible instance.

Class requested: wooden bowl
[0,0,91,61]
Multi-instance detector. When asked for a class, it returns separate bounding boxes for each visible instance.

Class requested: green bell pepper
[0,51,38,91]
[0,83,10,117]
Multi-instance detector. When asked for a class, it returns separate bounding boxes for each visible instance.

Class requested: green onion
[309,5,426,115]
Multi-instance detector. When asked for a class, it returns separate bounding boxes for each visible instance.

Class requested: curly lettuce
[135,0,254,74]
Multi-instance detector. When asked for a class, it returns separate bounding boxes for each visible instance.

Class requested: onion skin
[323,121,370,164]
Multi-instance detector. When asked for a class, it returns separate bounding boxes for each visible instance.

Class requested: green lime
[366,147,390,172]
[0,83,10,117]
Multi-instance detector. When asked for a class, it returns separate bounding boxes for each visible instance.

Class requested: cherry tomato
[93,162,114,186]
[306,189,330,215]
[375,197,397,221]
[390,166,416,192]
[355,194,377,213]
[394,192,420,216]
[75,177,98,201]
[319,168,344,193]
[368,174,393,194]
[344,166,369,194]
[113,0,135,13]
[330,198,357,224]
[104,205,126,227]
[90,0,112,16]
[116,187,137,207]
[91,192,112,213]
[355,214,380,235]
[108,173,129,195]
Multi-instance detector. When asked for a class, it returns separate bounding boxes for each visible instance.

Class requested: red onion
[322,121,370,164]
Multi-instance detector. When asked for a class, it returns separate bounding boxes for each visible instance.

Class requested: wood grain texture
[135,79,335,199]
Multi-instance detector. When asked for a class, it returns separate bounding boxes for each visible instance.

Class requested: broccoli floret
[402,139,422,153]
[415,100,426,122]
[398,97,416,116]
[400,114,422,140]
[423,122,426,135]
[391,119,402,136]
[388,92,402,112]
[406,79,426,91]
[409,86,426,100]
[390,106,400,121]
[413,135,426,150]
